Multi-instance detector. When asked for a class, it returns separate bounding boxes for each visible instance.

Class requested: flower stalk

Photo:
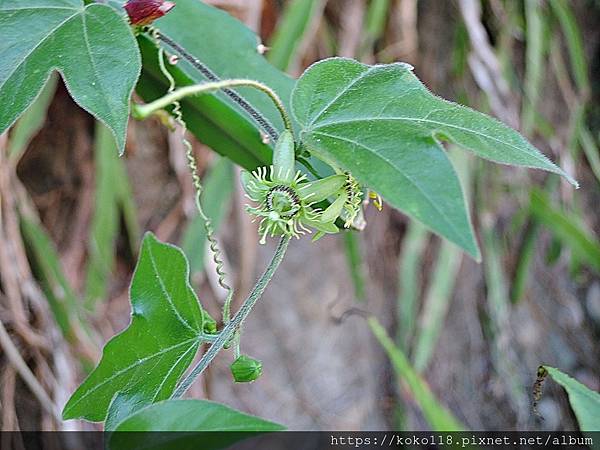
[172,236,290,398]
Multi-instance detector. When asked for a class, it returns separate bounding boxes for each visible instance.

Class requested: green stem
[172,236,290,398]
[132,79,293,134]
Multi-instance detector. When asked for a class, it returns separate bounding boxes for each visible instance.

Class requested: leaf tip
[470,246,483,263]
[554,166,579,189]
[570,177,580,190]
[61,401,78,422]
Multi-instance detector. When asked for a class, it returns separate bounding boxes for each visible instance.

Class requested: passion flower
[124,0,176,26]
[242,131,346,243]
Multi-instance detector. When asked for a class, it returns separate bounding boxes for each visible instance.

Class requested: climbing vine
[0,0,580,437]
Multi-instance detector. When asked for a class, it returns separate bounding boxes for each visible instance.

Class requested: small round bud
[202,311,217,334]
[230,355,262,383]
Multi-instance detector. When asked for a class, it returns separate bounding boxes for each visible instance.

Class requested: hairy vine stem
[172,236,290,398]
[132,78,293,134]
[153,31,282,143]
[144,36,294,392]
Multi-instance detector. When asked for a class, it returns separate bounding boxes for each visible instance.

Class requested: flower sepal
[297,174,346,203]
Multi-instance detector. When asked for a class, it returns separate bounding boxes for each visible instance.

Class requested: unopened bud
[124,0,175,26]
[230,355,262,383]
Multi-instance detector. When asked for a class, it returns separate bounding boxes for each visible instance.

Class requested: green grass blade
[369,317,465,431]
[84,122,122,307]
[114,156,140,256]
[522,0,546,135]
[549,0,590,94]
[268,0,324,71]
[397,222,428,349]
[579,126,600,185]
[511,222,540,303]
[483,229,529,419]
[20,217,79,342]
[412,240,462,372]
[360,0,390,57]
[529,189,600,273]
[7,74,57,163]
[342,231,366,302]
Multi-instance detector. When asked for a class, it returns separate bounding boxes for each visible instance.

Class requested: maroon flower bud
[124,0,176,26]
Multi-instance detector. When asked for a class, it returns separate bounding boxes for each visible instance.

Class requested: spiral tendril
[152,29,234,321]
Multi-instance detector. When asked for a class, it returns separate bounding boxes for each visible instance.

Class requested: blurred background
[0,0,599,433]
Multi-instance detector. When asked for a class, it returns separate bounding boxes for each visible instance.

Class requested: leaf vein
[307,66,373,127]
[146,241,197,334]
[80,10,119,127]
[151,343,198,403]
[0,10,80,88]
[312,116,552,167]
[64,337,199,414]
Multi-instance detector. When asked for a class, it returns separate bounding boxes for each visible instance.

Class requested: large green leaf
[544,366,600,432]
[292,58,576,257]
[0,0,140,153]
[136,0,295,169]
[63,233,214,422]
[114,399,284,432]
[110,400,284,450]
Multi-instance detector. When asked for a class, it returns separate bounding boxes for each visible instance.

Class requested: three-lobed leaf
[0,0,140,154]
[62,233,214,422]
[292,58,576,257]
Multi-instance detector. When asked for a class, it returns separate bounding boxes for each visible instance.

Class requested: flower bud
[272,130,295,184]
[202,311,217,334]
[124,0,175,26]
[230,355,262,383]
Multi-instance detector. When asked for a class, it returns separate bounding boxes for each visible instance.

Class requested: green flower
[241,130,373,242]
[242,131,346,243]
